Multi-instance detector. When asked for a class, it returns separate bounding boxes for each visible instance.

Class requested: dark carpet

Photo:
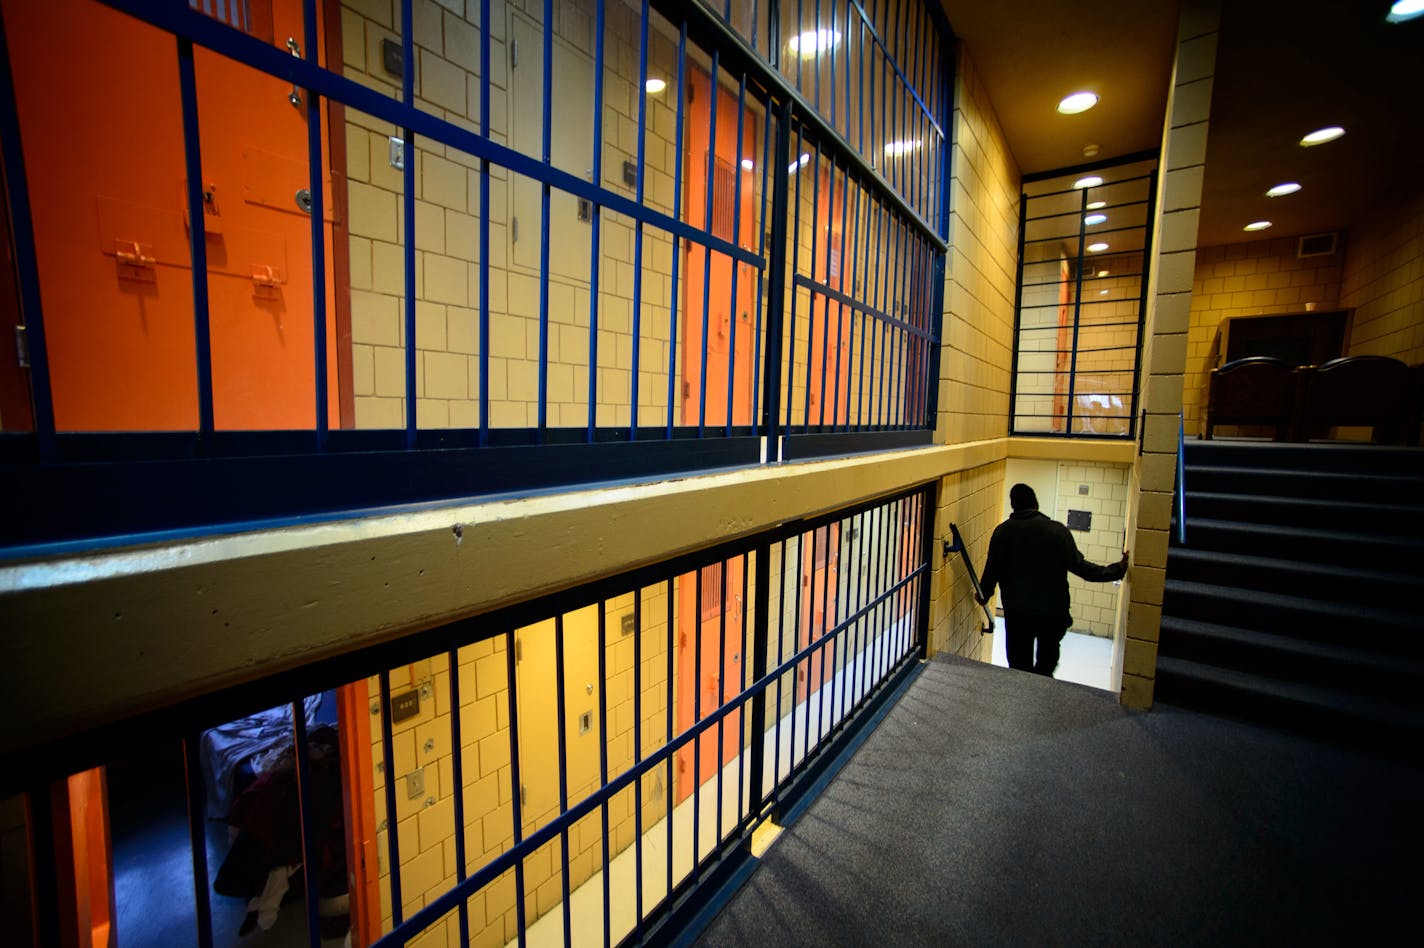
[695,654,1422,947]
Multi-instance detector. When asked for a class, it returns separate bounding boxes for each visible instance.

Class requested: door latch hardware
[286,38,303,108]
[251,265,282,288]
[15,325,29,369]
[114,240,155,268]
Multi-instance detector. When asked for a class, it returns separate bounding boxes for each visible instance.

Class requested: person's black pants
[1004,612,1068,677]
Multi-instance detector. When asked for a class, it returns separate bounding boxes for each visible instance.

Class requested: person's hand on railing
[1119,550,1131,569]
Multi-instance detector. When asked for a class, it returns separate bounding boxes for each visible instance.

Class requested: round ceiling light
[1087,242,1109,252]
[1266,182,1301,197]
[1087,201,1107,210]
[645,77,667,95]
[789,29,842,58]
[741,158,755,172]
[1244,221,1273,232]
[1299,126,1345,146]
[1057,92,1099,115]
[1084,213,1108,226]
[1074,176,1104,189]
[1388,0,1424,23]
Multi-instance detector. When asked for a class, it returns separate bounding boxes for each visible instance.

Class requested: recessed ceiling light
[1300,126,1345,146]
[1388,0,1424,23]
[787,152,811,173]
[1244,221,1273,232]
[1099,289,1110,296]
[741,158,755,172]
[1057,92,1099,115]
[884,139,922,157]
[1087,201,1107,210]
[1084,213,1108,226]
[645,77,667,95]
[788,29,842,58]
[1096,269,1109,278]
[1074,176,1103,189]
[1087,242,1109,252]
[1266,182,1301,197]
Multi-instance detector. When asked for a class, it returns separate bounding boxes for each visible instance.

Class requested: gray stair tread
[1184,517,1424,550]
[1165,548,1424,589]
[1160,617,1424,675]
[1184,490,1424,517]
[1156,655,1424,726]
[1163,578,1418,628]
[1189,464,1421,486]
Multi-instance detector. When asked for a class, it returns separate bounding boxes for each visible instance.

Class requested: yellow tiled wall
[933,459,1003,662]
[1184,237,1344,433]
[1056,462,1129,637]
[1341,189,1424,366]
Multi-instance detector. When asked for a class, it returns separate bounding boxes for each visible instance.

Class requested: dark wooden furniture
[1292,355,1415,444]
[1204,356,1295,440]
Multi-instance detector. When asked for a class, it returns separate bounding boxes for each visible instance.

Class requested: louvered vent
[1297,232,1338,258]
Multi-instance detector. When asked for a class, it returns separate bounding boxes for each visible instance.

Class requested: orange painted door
[4,0,340,431]
[795,523,839,704]
[674,559,746,803]
[50,768,115,948]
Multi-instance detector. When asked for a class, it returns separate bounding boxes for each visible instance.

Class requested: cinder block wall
[1342,189,1424,365]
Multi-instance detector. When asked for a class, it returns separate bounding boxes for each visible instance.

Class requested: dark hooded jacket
[979,510,1126,626]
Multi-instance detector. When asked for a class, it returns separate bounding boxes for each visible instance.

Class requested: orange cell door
[795,523,840,705]
[673,559,746,804]
[804,165,852,427]
[3,0,342,431]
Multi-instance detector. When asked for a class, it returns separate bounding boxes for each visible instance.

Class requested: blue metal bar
[698,53,722,434]
[883,216,905,425]
[586,0,607,442]
[737,553,750,820]
[1130,169,1162,441]
[553,612,573,944]
[1066,185,1090,434]
[479,0,492,443]
[632,589,645,924]
[807,143,825,428]
[842,182,864,425]
[724,75,748,435]
[505,628,528,948]
[177,38,215,437]
[537,0,553,438]
[693,565,703,860]
[303,0,328,447]
[787,526,803,769]
[665,22,689,437]
[402,0,416,447]
[844,0,942,142]
[830,166,852,426]
[773,539,787,784]
[715,558,728,843]
[866,198,886,426]
[1177,412,1187,545]
[629,0,652,439]
[182,735,216,948]
[597,602,611,947]
[446,648,470,947]
[750,103,773,428]
[378,669,404,926]
[290,702,323,948]
[0,7,54,452]
[663,577,674,900]
[814,151,833,427]
[813,0,823,114]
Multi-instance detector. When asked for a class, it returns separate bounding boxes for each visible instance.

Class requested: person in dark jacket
[977,483,1129,677]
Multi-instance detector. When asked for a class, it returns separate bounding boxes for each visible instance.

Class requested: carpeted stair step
[1154,655,1424,747]
[1182,441,1424,477]
[1185,465,1423,505]
[1162,579,1420,654]
[1164,549,1424,609]
[1177,518,1424,571]
[1158,616,1424,694]
[1183,491,1424,535]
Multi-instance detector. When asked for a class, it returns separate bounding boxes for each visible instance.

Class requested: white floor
[989,627,1114,691]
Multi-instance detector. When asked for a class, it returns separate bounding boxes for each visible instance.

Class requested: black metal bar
[553,612,573,945]
[1019,149,1161,184]
[587,0,607,443]
[378,670,404,926]
[182,735,216,948]
[447,647,471,948]
[663,577,674,901]
[176,38,215,438]
[598,601,612,948]
[759,99,794,457]
[302,0,328,448]
[1128,168,1160,442]
[632,586,645,925]
[916,485,935,659]
[1008,190,1029,434]
[290,702,323,948]
[401,0,416,449]
[505,628,528,947]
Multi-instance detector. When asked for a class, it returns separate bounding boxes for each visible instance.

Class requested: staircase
[1157,440,1424,750]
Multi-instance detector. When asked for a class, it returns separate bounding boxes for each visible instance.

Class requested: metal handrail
[1176,411,1187,545]
[943,522,995,634]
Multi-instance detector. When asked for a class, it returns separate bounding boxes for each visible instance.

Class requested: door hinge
[511,37,518,69]
[520,784,526,806]
[514,639,522,663]
[511,216,519,244]
[14,325,29,369]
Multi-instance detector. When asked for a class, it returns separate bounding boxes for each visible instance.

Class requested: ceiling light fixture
[1299,126,1345,146]
[1087,201,1107,210]
[741,158,755,172]
[1244,221,1273,232]
[1057,92,1099,114]
[1084,213,1108,226]
[1100,289,1110,295]
[645,77,667,94]
[1388,0,1424,23]
[1096,269,1109,278]
[1074,176,1103,189]
[884,139,922,157]
[1266,182,1301,197]
[788,29,842,58]
[1087,242,1109,252]
[788,152,811,173]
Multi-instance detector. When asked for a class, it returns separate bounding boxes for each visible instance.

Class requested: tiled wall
[1056,462,1129,637]
[937,48,1018,446]
[1341,189,1424,365]
[1184,237,1344,433]
[933,459,1003,663]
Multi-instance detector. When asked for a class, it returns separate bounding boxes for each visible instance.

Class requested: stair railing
[943,522,996,634]
[1176,411,1187,545]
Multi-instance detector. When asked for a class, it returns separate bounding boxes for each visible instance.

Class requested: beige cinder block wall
[1119,0,1220,710]
[1341,188,1424,365]
[930,46,1018,663]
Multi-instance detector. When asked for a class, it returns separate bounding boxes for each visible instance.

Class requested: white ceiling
[937,0,1424,250]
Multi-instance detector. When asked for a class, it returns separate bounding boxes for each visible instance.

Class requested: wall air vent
[1297,232,1338,258]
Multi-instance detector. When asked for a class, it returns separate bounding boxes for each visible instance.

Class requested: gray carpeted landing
[696,653,1421,947]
